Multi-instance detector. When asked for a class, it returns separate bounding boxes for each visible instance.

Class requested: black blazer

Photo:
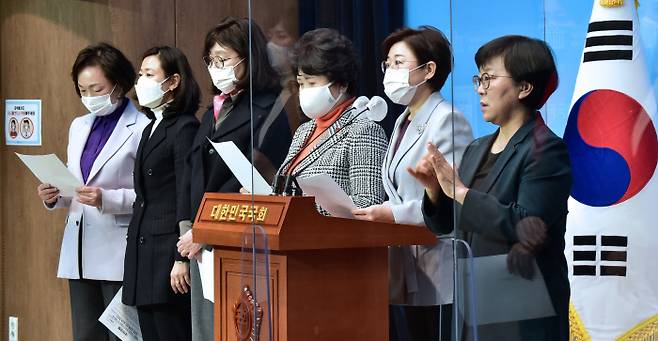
[188,90,291,217]
[123,112,199,306]
[422,115,572,338]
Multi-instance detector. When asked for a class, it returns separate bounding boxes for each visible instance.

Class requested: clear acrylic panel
[452,237,478,341]
[251,1,460,340]
[243,0,658,340]
[242,0,658,340]
[449,1,564,340]
[241,2,296,341]
[237,225,274,341]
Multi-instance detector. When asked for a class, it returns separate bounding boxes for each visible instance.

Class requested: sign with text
[197,198,284,227]
[5,99,41,146]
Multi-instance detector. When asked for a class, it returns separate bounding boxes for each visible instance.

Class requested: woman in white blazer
[353,27,473,341]
[36,43,149,341]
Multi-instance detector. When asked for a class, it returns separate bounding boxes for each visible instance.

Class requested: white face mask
[267,42,289,74]
[299,82,343,120]
[135,76,170,109]
[383,63,428,105]
[81,85,119,116]
[208,58,244,94]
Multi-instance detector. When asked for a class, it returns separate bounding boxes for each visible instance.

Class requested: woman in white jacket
[353,27,473,341]
[36,43,149,341]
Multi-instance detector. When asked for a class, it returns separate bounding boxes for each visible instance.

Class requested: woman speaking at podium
[36,43,149,341]
[275,28,388,213]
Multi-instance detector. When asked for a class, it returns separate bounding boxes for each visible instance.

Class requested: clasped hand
[407,142,469,204]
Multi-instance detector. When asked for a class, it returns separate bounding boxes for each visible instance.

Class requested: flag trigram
[572,235,628,276]
[584,20,633,62]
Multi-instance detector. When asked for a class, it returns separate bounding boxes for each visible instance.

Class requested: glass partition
[234,0,658,340]
[237,225,273,340]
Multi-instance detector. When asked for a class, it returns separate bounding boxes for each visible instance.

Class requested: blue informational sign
[5,99,42,146]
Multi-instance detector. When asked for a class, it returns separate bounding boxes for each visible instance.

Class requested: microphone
[282,96,387,194]
[350,96,369,117]
[364,96,387,122]
[272,99,366,195]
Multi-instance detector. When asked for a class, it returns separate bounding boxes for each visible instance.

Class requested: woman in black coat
[122,46,200,341]
[409,36,572,341]
[175,17,292,341]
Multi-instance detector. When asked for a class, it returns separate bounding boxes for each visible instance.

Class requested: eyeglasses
[381,59,418,73]
[203,55,239,69]
[472,73,514,91]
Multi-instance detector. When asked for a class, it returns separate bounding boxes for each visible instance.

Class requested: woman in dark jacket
[410,35,572,341]
[122,46,200,341]
[175,17,291,341]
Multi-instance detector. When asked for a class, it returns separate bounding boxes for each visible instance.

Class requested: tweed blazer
[278,105,388,213]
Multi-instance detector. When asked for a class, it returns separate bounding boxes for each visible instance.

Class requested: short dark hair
[203,17,280,94]
[141,46,201,116]
[382,26,452,91]
[475,35,558,110]
[71,43,136,97]
[291,28,359,97]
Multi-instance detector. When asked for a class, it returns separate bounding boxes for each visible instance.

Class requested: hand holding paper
[37,183,60,204]
[75,186,103,208]
[17,153,82,197]
[99,288,143,341]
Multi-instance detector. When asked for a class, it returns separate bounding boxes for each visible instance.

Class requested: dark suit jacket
[188,90,291,217]
[123,112,199,306]
[422,115,572,339]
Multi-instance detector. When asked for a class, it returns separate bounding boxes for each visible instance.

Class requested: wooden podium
[193,193,437,341]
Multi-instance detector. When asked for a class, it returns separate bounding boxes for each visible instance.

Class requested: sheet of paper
[296,174,356,218]
[457,254,555,326]
[198,249,215,302]
[99,288,143,341]
[208,139,272,195]
[16,153,82,197]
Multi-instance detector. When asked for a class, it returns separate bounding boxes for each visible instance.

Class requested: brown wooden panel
[214,247,388,341]
[286,248,388,340]
[0,1,175,340]
[1,1,300,340]
[216,250,285,341]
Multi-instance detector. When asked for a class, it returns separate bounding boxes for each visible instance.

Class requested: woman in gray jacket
[353,26,473,341]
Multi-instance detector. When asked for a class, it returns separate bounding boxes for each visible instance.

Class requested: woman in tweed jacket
[277,28,387,213]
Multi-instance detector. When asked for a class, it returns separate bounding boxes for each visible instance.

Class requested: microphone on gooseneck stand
[363,96,388,122]
[350,95,370,117]
[282,96,389,194]
[272,96,369,195]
